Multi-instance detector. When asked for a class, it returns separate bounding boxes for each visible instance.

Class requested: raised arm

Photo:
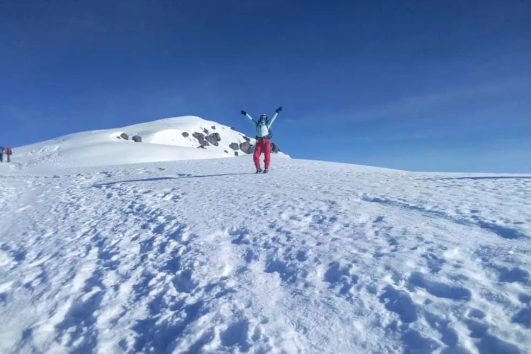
[267,106,282,129]
[241,110,257,125]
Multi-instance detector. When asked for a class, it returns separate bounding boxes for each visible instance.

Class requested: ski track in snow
[1,157,530,354]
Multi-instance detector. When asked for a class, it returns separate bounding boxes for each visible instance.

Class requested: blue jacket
[244,112,279,138]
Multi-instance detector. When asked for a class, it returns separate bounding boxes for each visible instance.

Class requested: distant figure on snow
[241,106,282,173]
[0,146,3,162]
[5,147,12,163]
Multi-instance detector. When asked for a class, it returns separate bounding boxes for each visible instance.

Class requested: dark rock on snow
[182,132,189,137]
[120,133,129,140]
[132,135,142,143]
[271,142,280,153]
[192,132,209,146]
[229,143,239,151]
[239,141,253,154]
[205,133,221,146]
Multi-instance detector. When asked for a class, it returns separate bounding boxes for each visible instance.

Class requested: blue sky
[1,0,530,172]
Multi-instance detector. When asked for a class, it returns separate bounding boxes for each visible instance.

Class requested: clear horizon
[1,0,530,173]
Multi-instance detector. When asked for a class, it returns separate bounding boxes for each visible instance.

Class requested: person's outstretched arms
[267,106,282,129]
[241,110,257,125]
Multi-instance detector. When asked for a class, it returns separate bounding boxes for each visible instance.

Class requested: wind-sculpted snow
[9,116,287,169]
[0,157,530,353]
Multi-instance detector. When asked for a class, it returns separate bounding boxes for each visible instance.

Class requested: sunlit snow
[0,117,529,353]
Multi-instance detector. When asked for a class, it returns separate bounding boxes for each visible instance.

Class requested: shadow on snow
[93,172,256,187]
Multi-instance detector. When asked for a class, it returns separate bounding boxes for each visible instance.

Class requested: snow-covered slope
[0,155,530,354]
[12,116,285,168]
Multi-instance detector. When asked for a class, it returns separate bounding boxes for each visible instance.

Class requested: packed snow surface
[1,123,530,353]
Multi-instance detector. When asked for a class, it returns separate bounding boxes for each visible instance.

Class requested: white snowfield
[11,116,284,169]
[0,118,530,354]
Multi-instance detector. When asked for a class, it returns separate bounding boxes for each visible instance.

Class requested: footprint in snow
[296,249,308,262]
[162,255,182,273]
[422,252,445,274]
[509,294,531,329]
[475,334,521,354]
[512,308,531,329]
[243,249,258,263]
[408,272,471,301]
[132,300,205,353]
[463,310,521,354]
[229,228,251,245]
[379,285,418,323]
[323,261,359,296]
[220,318,251,351]
[497,266,529,284]
[424,311,461,348]
[401,329,440,354]
[172,269,196,293]
[264,257,299,282]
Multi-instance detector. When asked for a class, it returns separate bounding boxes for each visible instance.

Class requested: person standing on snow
[241,106,282,173]
[0,146,4,163]
[5,147,12,163]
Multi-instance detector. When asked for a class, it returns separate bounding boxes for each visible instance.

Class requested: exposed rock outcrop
[239,141,253,154]
[206,133,221,146]
[193,132,209,146]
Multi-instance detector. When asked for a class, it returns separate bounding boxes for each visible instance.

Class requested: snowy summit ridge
[11,116,284,168]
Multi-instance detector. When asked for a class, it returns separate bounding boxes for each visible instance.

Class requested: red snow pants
[253,137,271,170]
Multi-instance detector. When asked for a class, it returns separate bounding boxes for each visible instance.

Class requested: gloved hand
[241,110,247,115]
[275,106,282,113]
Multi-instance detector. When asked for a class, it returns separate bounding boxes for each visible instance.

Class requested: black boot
[256,168,263,174]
